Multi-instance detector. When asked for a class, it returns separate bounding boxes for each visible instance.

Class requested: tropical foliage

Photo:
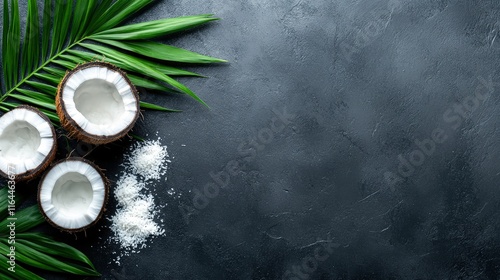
[1,0,225,123]
[0,186,100,279]
[1,0,224,278]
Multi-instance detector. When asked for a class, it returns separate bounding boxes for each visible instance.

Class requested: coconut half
[56,62,140,145]
[38,158,109,233]
[0,105,57,181]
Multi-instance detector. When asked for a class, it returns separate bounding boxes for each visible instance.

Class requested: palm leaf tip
[93,39,227,64]
[89,14,222,40]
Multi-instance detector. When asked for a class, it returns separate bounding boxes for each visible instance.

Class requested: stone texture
[6,0,500,279]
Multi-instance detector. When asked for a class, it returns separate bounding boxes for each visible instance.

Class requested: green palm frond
[0,187,100,279]
[1,0,225,122]
[0,1,224,278]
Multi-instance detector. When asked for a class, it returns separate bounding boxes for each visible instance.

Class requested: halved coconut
[38,158,109,233]
[0,105,57,181]
[56,62,140,145]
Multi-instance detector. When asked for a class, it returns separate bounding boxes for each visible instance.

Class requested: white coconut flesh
[0,108,54,176]
[62,66,138,137]
[39,160,106,230]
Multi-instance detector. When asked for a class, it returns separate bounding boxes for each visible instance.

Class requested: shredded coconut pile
[126,139,169,181]
[114,175,144,208]
[109,138,170,263]
[111,174,164,249]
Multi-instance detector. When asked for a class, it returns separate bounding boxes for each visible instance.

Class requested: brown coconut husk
[56,61,140,145]
[37,157,110,233]
[0,105,57,182]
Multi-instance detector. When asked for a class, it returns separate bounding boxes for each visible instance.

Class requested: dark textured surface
[7,0,500,279]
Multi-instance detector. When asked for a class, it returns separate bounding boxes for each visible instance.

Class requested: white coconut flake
[109,138,170,265]
[111,192,164,249]
[125,139,170,181]
[114,174,144,208]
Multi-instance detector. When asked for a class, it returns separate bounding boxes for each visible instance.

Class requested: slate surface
[5,0,500,279]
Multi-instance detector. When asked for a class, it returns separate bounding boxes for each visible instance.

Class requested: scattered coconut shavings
[114,174,144,208]
[111,179,164,249]
[109,138,170,265]
[125,139,170,181]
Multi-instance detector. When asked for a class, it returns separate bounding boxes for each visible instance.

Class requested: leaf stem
[1,37,88,103]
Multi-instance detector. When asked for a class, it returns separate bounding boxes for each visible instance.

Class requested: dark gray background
[7,0,500,279]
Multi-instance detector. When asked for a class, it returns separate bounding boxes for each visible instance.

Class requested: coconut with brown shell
[0,105,57,181]
[56,61,140,145]
[38,157,109,233]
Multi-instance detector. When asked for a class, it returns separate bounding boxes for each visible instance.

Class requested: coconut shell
[56,61,140,145]
[37,157,110,233]
[0,105,57,182]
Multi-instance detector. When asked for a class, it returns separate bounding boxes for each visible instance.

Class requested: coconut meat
[52,172,93,215]
[0,108,54,176]
[74,79,125,126]
[39,160,106,230]
[62,66,138,137]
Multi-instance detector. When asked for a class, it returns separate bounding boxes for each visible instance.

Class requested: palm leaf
[0,186,100,278]
[10,242,100,276]
[17,233,96,270]
[79,42,209,106]
[2,0,20,90]
[128,74,180,93]
[0,254,44,280]
[41,0,51,60]
[93,39,227,64]
[21,0,39,76]
[0,0,224,123]
[2,0,9,90]
[0,186,23,221]
[89,14,218,40]
[0,1,224,278]
[140,101,181,112]
[0,205,45,235]
[67,49,205,77]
